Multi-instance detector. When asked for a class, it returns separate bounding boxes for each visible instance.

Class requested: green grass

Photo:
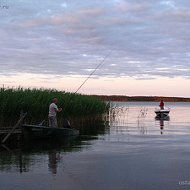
[0,87,107,126]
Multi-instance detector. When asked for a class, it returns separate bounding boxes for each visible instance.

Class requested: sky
[0,0,190,97]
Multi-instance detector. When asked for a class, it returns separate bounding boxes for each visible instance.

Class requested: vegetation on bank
[93,95,190,102]
[0,87,107,126]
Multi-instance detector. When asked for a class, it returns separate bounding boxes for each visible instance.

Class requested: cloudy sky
[0,0,190,96]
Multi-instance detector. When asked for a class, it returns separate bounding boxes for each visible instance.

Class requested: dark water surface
[1,102,190,190]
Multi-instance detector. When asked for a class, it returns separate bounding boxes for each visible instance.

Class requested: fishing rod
[61,52,111,122]
[74,52,111,94]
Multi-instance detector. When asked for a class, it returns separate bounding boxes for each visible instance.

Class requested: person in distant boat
[159,100,164,110]
[48,98,62,128]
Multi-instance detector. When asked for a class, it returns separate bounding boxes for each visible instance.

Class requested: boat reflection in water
[0,117,109,175]
[155,116,170,134]
[0,137,80,175]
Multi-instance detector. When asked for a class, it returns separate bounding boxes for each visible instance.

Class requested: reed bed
[0,87,107,126]
[107,103,129,127]
[137,107,148,134]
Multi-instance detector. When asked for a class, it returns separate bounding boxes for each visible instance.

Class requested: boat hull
[155,110,170,118]
[22,125,79,140]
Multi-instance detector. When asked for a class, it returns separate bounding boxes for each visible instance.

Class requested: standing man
[48,98,62,128]
[159,100,164,110]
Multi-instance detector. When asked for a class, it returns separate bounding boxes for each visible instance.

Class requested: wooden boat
[155,108,170,118]
[21,124,79,140]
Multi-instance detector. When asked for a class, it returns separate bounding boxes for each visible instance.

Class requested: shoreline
[92,95,190,102]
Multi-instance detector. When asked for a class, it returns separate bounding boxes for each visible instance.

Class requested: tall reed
[0,87,107,126]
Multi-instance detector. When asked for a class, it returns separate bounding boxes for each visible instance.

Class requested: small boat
[154,108,170,118]
[22,124,79,140]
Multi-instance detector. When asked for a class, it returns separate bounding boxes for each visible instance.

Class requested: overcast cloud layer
[1,0,190,79]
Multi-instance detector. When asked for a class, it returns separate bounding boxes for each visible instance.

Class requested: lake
[1,102,190,190]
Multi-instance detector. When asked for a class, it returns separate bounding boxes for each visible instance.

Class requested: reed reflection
[108,104,149,135]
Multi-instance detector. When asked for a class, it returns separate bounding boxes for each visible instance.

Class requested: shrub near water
[0,87,107,126]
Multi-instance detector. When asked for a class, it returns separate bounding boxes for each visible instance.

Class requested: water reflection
[1,102,190,190]
[0,118,109,174]
[0,145,25,173]
[48,150,61,174]
[108,104,150,135]
[0,139,79,174]
[155,116,170,135]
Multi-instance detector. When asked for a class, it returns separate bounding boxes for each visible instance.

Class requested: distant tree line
[92,95,190,102]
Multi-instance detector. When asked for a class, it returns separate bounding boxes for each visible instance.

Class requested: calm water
[1,102,190,190]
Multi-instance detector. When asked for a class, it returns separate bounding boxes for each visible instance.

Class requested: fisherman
[159,100,164,110]
[48,98,62,128]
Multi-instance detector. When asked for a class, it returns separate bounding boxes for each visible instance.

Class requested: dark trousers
[48,116,57,128]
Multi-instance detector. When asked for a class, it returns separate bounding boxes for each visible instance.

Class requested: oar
[1,113,27,144]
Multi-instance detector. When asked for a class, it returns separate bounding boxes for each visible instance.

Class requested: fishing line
[74,52,111,94]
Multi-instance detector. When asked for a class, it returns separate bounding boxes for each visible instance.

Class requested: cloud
[1,0,190,81]
[22,6,105,27]
[114,0,149,12]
